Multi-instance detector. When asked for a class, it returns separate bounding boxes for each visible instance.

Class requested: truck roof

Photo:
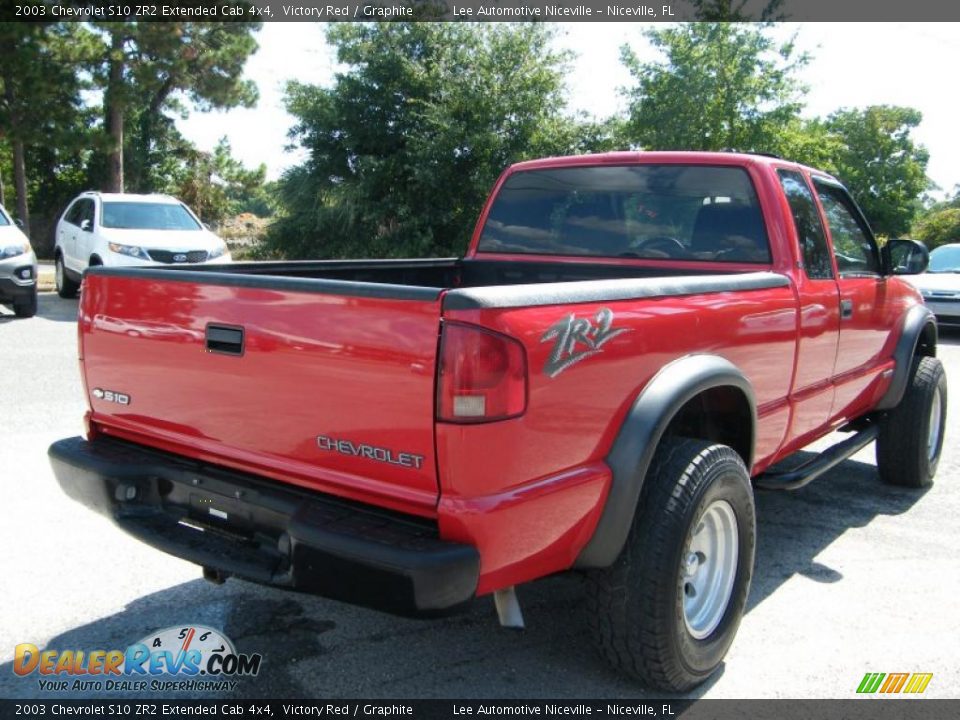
[507,151,837,183]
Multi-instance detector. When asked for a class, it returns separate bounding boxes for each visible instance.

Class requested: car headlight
[208,243,228,260]
[108,242,151,261]
[0,242,29,259]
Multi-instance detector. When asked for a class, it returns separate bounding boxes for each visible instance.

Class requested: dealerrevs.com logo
[13,625,262,693]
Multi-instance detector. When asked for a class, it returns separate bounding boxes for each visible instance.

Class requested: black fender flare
[576,354,756,568]
[875,304,937,411]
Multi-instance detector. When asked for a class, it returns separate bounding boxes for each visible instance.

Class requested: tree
[174,137,268,224]
[0,142,8,207]
[684,0,786,20]
[0,22,93,234]
[772,117,844,172]
[911,187,960,249]
[267,23,581,259]
[89,20,261,192]
[911,208,960,250]
[824,106,929,237]
[620,23,808,155]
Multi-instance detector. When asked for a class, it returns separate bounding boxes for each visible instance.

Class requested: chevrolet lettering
[316,435,425,470]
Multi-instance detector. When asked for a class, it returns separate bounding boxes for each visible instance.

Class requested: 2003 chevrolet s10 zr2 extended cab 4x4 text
[49,152,946,691]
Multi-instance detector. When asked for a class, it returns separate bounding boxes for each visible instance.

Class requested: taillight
[437,323,527,423]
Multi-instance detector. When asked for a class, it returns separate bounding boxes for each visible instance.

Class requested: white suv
[54,192,231,298]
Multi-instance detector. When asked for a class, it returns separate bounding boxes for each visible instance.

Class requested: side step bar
[754,424,879,491]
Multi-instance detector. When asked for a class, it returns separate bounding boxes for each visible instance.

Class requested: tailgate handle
[206,325,244,356]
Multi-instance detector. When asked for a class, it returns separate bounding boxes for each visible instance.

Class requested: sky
[179,22,960,198]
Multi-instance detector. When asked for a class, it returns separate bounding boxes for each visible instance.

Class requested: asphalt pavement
[1,293,958,700]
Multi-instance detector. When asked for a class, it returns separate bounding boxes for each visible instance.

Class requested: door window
[64,201,85,227]
[778,170,833,280]
[813,180,880,276]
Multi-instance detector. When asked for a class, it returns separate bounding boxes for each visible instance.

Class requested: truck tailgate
[79,270,443,515]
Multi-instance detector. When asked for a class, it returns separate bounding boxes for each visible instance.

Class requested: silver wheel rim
[55,259,63,290]
[682,499,739,640]
[928,387,943,462]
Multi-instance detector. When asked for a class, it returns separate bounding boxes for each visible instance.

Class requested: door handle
[206,324,245,356]
[840,299,854,319]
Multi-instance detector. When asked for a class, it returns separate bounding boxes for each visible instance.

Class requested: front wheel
[876,355,947,488]
[587,438,756,692]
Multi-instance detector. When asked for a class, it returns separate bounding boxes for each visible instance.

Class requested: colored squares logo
[857,672,933,694]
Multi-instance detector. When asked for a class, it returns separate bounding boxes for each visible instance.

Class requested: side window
[813,180,880,276]
[777,170,833,280]
[64,201,84,226]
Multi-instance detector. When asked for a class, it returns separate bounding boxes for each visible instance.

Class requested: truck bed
[79,258,787,519]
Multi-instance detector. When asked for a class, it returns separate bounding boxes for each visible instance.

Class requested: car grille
[147,249,209,264]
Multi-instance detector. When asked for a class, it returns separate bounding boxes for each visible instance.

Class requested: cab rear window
[477,164,771,263]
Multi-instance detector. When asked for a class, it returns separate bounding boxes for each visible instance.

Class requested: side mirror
[882,238,929,276]
[14,218,24,229]
[80,219,92,232]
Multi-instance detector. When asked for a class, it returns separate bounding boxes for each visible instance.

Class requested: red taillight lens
[437,323,527,423]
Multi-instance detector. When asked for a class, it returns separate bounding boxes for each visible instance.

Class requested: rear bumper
[49,436,479,617]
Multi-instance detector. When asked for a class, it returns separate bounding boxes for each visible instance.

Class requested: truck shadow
[0,456,927,701]
[748,453,926,611]
[0,293,78,323]
[37,293,80,323]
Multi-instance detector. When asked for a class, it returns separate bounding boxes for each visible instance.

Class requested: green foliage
[0,22,99,242]
[0,18,945,264]
[775,118,842,173]
[620,24,930,239]
[620,23,808,154]
[685,0,786,20]
[87,20,261,192]
[911,208,960,250]
[823,106,929,237]
[0,20,265,253]
[266,23,588,259]
[0,143,9,206]
[173,138,269,224]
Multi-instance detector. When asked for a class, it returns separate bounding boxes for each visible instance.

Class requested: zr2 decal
[541,308,629,378]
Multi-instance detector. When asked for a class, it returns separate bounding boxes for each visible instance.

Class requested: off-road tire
[876,355,947,488]
[586,438,756,692]
[13,287,38,318]
[55,254,79,299]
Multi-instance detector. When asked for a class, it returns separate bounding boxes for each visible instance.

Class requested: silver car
[0,203,38,318]
[905,243,960,326]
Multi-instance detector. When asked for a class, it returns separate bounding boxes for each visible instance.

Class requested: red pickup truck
[50,152,946,691]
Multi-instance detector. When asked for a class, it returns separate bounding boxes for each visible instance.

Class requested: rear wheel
[587,438,756,691]
[55,255,79,299]
[876,355,947,488]
[13,287,38,318]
